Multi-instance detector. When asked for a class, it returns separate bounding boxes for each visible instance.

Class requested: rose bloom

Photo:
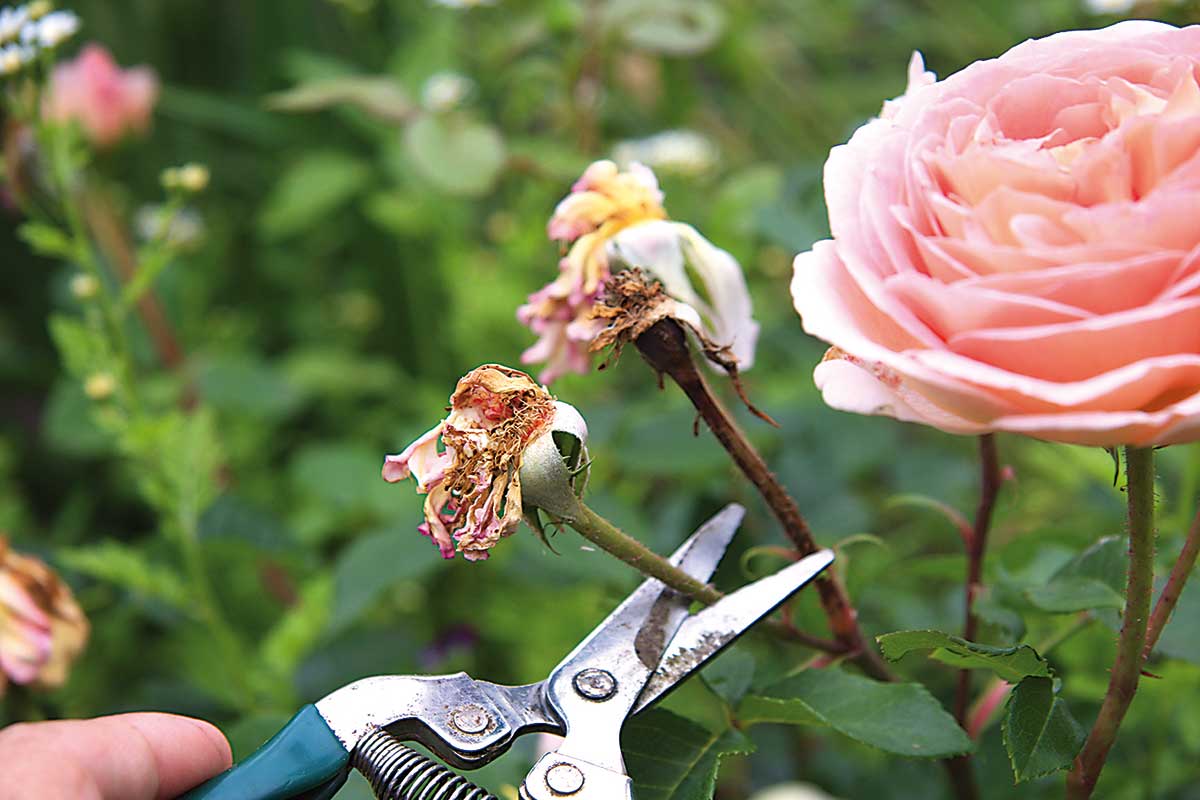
[42,43,159,149]
[383,365,561,561]
[793,23,1200,446]
[0,537,88,694]
[520,159,759,383]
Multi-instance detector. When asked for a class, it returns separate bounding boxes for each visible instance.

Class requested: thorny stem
[954,434,1003,724]
[632,318,892,681]
[946,435,1002,800]
[1067,446,1157,800]
[1143,505,1200,660]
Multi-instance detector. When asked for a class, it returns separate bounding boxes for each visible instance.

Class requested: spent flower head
[519,159,759,383]
[0,536,88,695]
[383,365,587,561]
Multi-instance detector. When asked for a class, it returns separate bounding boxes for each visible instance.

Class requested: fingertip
[118,712,232,799]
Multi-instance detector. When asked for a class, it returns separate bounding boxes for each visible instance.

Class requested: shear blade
[633,548,835,714]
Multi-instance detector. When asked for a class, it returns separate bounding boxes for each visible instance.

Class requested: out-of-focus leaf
[738,668,972,758]
[58,542,190,611]
[403,115,506,196]
[260,574,332,678]
[197,354,302,419]
[1025,536,1127,613]
[225,713,294,760]
[1025,577,1124,613]
[878,629,1052,683]
[1002,676,1085,782]
[19,222,73,259]
[289,442,398,516]
[42,377,114,457]
[331,526,440,629]
[623,709,754,800]
[199,494,290,551]
[607,0,726,56]
[258,151,371,240]
[281,347,402,398]
[266,76,414,123]
[48,314,110,379]
[1152,570,1200,664]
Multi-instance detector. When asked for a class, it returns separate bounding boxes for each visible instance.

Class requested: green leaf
[607,0,726,56]
[266,76,413,123]
[19,222,74,259]
[1025,536,1127,613]
[1151,571,1200,664]
[403,115,506,196]
[197,355,303,419]
[1002,676,1086,782]
[623,709,754,800]
[260,575,333,678]
[877,629,1053,682]
[331,526,440,629]
[1025,577,1124,613]
[258,151,371,239]
[58,542,190,611]
[47,314,110,379]
[737,668,972,758]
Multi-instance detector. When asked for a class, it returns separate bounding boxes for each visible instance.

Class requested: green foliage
[624,709,755,800]
[878,630,1053,683]
[738,668,973,758]
[1002,677,1086,782]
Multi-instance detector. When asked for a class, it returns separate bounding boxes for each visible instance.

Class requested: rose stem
[1143,505,1200,659]
[1067,446,1157,800]
[954,434,1003,723]
[632,318,892,681]
[565,496,835,647]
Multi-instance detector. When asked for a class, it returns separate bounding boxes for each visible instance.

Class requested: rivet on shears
[450,704,491,735]
[572,668,617,701]
[545,762,585,795]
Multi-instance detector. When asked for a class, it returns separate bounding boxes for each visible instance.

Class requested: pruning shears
[180,504,834,800]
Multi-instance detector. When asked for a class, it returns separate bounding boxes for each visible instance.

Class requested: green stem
[1067,446,1157,800]
[568,499,722,605]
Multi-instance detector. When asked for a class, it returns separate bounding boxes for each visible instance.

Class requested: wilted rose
[793,24,1200,446]
[0,537,88,694]
[520,160,759,383]
[382,365,586,561]
[42,43,158,149]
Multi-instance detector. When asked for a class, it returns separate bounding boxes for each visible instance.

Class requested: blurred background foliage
[3,0,1200,798]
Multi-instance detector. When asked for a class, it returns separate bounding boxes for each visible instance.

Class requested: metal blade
[547,503,745,677]
[632,548,835,714]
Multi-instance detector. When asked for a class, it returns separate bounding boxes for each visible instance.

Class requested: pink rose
[792,23,1200,446]
[43,44,159,149]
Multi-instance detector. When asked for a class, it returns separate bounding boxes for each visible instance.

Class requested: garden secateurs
[179,503,834,800]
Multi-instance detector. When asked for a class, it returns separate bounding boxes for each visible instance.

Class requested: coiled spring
[351,727,498,800]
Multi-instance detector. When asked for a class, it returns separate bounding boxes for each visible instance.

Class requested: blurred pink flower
[0,537,88,695]
[43,43,158,148]
[383,365,557,561]
[793,23,1200,446]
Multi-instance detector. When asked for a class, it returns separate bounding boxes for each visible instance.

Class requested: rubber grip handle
[179,705,350,800]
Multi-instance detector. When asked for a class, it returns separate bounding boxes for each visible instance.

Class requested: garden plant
[3,2,1200,799]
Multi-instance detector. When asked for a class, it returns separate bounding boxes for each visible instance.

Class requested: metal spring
[350,727,498,800]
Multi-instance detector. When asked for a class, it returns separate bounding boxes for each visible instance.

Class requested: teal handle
[180,705,350,800]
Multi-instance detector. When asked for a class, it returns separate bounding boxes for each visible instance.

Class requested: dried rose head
[382,365,588,561]
[0,537,89,695]
[518,159,760,384]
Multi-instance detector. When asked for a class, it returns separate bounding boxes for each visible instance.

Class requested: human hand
[0,713,231,800]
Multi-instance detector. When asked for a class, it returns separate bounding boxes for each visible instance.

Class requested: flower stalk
[632,317,891,680]
[1067,446,1157,799]
[954,434,1002,723]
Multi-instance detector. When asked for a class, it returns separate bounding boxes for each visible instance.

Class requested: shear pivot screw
[573,668,617,701]
[546,763,585,795]
[450,705,490,735]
